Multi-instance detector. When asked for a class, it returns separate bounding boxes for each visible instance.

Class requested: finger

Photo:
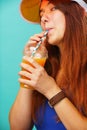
[24,41,37,53]
[30,36,41,42]
[21,57,35,70]
[24,32,46,54]
[18,78,33,87]
[18,70,32,80]
[23,56,42,68]
[27,32,45,43]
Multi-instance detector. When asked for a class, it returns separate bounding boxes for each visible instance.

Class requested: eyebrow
[39,1,50,14]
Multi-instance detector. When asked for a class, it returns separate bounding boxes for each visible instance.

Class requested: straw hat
[20,0,41,23]
[20,0,87,24]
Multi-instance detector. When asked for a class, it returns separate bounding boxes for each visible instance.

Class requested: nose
[41,12,50,23]
[41,15,48,23]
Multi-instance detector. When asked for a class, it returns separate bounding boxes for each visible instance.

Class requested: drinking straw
[31,30,48,57]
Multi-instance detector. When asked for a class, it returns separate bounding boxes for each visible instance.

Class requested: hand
[18,56,60,99]
[24,32,46,56]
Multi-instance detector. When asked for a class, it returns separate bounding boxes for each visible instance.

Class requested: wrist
[45,84,61,100]
[20,87,33,94]
[48,90,66,108]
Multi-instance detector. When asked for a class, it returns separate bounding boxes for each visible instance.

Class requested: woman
[9,0,87,130]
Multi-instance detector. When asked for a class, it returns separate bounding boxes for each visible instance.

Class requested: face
[40,0,66,46]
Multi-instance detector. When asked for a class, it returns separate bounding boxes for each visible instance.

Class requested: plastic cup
[20,45,48,90]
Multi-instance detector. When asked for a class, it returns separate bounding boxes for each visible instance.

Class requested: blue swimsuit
[34,100,66,130]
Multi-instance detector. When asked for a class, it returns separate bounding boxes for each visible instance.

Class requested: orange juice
[34,57,46,66]
[20,57,47,89]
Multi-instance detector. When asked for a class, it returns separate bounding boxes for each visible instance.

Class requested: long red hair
[32,1,87,121]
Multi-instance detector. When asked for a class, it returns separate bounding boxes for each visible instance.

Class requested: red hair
[32,1,87,122]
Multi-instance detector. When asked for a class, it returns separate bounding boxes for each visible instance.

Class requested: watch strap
[48,91,66,107]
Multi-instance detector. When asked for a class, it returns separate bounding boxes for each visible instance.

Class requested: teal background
[0,0,41,129]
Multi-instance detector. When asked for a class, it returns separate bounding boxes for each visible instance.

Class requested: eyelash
[51,6,57,11]
[40,6,57,18]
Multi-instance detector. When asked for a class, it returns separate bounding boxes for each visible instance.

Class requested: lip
[45,28,54,35]
[45,28,53,31]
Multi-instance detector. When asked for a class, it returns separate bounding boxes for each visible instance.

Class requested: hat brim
[20,0,41,24]
[20,0,87,24]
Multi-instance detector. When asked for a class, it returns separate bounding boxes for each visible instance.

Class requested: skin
[9,1,87,130]
[40,1,66,46]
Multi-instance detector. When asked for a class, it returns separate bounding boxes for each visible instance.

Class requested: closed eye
[50,6,58,11]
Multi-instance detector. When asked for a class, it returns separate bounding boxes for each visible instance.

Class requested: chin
[48,38,58,46]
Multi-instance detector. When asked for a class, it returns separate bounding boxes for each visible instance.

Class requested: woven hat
[20,0,87,23]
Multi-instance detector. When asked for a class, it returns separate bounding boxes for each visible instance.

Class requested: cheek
[53,11,65,26]
[53,16,66,36]
[59,19,66,37]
